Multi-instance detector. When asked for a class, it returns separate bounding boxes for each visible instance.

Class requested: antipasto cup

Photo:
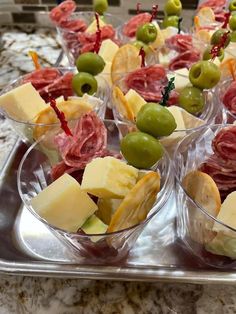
[0,67,110,144]
[57,12,124,66]
[112,69,223,155]
[174,124,236,268]
[17,119,173,264]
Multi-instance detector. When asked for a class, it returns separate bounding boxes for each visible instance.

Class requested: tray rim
[1,258,236,284]
[1,138,236,284]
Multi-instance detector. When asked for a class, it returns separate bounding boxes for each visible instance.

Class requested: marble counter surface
[1,27,236,314]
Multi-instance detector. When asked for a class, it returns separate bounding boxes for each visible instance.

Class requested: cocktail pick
[28,50,41,70]
[211,31,230,60]
[49,98,73,136]
[160,77,175,106]
[93,12,102,54]
[178,17,183,34]
[136,2,141,14]
[222,12,231,29]
[139,47,146,68]
[150,5,158,22]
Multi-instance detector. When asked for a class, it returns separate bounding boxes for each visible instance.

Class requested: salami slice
[49,0,76,25]
[165,34,193,53]
[122,13,152,38]
[124,65,179,105]
[168,50,200,71]
[222,81,236,115]
[22,68,61,90]
[39,72,74,103]
[59,19,87,32]
[78,25,116,44]
[212,126,236,162]
[51,161,84,182]
[51,112,120,180]
[198,0,226,10]
[54,112,107,168]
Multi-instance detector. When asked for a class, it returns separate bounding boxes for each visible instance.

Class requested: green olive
[202,46,224,62]
[229,0,236,12]
[72,72,98,97]
[189,60,221,90]
[76,52,105,76]
[136,23,157,44]
[179,86,204,114]
[211,29,231,48]
[164,0,182,16]
[93,0,108,15]
[121,131,164,169]
[162,15,179,28]
[136,103,177,137]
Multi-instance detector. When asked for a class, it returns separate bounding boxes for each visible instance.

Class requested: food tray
[1,140,236,284]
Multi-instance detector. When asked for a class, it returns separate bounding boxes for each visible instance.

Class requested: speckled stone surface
[1,275,236,313]
[1,27,236,314]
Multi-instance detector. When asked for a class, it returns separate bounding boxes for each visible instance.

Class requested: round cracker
[112,86,134,122]
[182,170,221,217]
[111,44,141,85]
[107,171,161,233]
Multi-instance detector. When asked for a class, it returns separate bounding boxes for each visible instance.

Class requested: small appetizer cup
[57,12,124,66]
[215,77,236,124]
[174,124,236,268]
[17,119,173,264]
[0,67,110,144]
[112,70,223,155]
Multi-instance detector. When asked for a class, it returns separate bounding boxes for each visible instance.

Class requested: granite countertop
[1,27,236,314]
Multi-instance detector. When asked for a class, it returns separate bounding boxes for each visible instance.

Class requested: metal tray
[1,140,236,284]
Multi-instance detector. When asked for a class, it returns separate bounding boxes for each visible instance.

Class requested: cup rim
[174,123,236,234]
[17,119,173,238]
[0,66,110,127]
[56,11,124,34]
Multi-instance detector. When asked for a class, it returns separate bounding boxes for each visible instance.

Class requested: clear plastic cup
[0,67,110,144]
[174,124,236,268]
[57,12,124,66]
[17,119,173,264]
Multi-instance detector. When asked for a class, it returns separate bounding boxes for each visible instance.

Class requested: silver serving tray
[1,140,236,284]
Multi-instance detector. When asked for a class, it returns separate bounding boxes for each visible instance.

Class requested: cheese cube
[98,61,112,86]
[0,82,48,121]
[167,68,191,92]
[98,39,119,63]
[81,157,138,198]
[86,17,106,34]
[30,174,98,232]
[214,192,236,235]
[125,89,146,117]
[97,198,122,224]
[160,106,186,148]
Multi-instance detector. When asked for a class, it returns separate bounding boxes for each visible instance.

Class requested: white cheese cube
[98,39,119,63]
[125,89,146,117]
[30,174,98,232]
[0,82,48,121]
[214,192,236,236]
[81,157,138,198]
[167,68,191,92]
